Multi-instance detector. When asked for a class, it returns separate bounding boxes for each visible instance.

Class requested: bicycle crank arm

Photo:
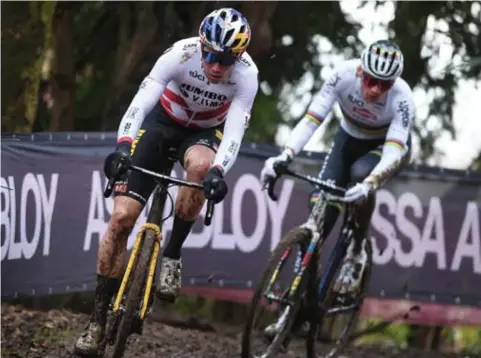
[265,292,296,306]
[325,303,358,316]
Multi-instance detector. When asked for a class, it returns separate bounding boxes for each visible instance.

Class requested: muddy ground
[1,302,467,358]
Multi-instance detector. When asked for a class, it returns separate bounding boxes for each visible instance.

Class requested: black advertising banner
[2,133,480,315]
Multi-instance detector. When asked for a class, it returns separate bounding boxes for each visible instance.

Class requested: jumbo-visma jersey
[116,36,259,174]
[158,37,258,129]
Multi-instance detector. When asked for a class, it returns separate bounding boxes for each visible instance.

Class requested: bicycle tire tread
[308,237,374,358]
[241,226,312,358]
[107,229,157,358]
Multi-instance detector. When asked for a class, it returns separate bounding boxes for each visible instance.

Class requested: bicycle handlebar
[103,163,215,226]
[266,162,347,203]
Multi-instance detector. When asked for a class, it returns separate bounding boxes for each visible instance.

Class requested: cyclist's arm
[212,71,259,175]
[116,46,180,145]
[366,94,415,187]
[283,70,341,156]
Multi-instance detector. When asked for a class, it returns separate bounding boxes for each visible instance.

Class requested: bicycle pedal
[263,335,289,353]
[332,293,357,307]
[293,321,310,338]
[155,292,177,304]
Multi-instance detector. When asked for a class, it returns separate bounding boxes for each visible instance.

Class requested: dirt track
[1,303,466,358]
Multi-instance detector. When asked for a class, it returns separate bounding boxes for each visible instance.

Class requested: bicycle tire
[334,237,373,350]
[241,227,314,358]
[307,236,373,358]
[106,229,157,358]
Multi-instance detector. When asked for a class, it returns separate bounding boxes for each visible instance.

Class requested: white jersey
[285,59,415,186]
[309,59,414,142]
[117,37,259,174]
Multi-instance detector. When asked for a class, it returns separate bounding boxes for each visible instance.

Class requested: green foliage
[261,2,361,91]
[245,92,281,144]
[387,1,481,161]
[1,2,45,130]
[355,319,411,348]
[456,326,481,357]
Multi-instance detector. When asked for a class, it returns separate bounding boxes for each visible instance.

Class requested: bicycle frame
[103,162,215,320]
[266,164,364,317]
[316,207,358,315]
[265,165,347,304]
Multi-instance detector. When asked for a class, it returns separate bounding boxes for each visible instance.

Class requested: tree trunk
[50,3,75,131]
[407,324,444,350]
[173,2,209,37]
[241,2,278,59]
[1,2,45,133]
[100,2,159,130]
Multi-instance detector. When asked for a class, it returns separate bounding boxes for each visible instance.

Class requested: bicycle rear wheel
[241,227,316,358]
[307,234,373,358]
[104,228,158,358]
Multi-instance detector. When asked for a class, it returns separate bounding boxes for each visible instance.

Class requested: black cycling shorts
[308,127,411,209]
[114,102,224,205]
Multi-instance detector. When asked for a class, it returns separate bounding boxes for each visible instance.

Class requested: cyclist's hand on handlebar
[344,178,377,203]
[103,141,132,180]
[260,150,293,186]
[203,166,228,204]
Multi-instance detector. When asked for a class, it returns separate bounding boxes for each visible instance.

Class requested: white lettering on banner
[212,173,269,252]
[0,173,58,261]
[265,179,295,250]
[394,192,422,267]
[1,176,15,261]
[370,189,397,265]
[451,202,481,274]
[211,199,235,250]
[232,174,266,253]
[195,174,294,253]
[84,171,112,251]
[20,174,42,259]
[417,197,446,270]
[371,189,481,274]
[37,174,57,255]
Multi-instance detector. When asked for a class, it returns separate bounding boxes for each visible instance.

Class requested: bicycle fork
[316,223,356,314]
[265,228,321,306]
[112,223,162,319]
[288,231,321,299]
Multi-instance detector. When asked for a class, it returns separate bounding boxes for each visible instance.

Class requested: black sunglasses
[201,50,237,66]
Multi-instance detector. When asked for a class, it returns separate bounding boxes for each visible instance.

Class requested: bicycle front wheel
[307,236,373,358]
[105,229,158,358]
[241,227,316,358]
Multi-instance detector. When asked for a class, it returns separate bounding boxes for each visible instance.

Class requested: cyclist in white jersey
[74,8,258,356]
[261,40,415,338]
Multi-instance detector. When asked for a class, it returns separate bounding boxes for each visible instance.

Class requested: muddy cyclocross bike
[97,158,215,358]
[241,162,373,358]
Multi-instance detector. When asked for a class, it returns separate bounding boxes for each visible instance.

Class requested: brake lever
[266,176,279,201]
[263,160,290,202]
[204,199,215,226]
[103,174,117,198]
[103,159,129,198]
